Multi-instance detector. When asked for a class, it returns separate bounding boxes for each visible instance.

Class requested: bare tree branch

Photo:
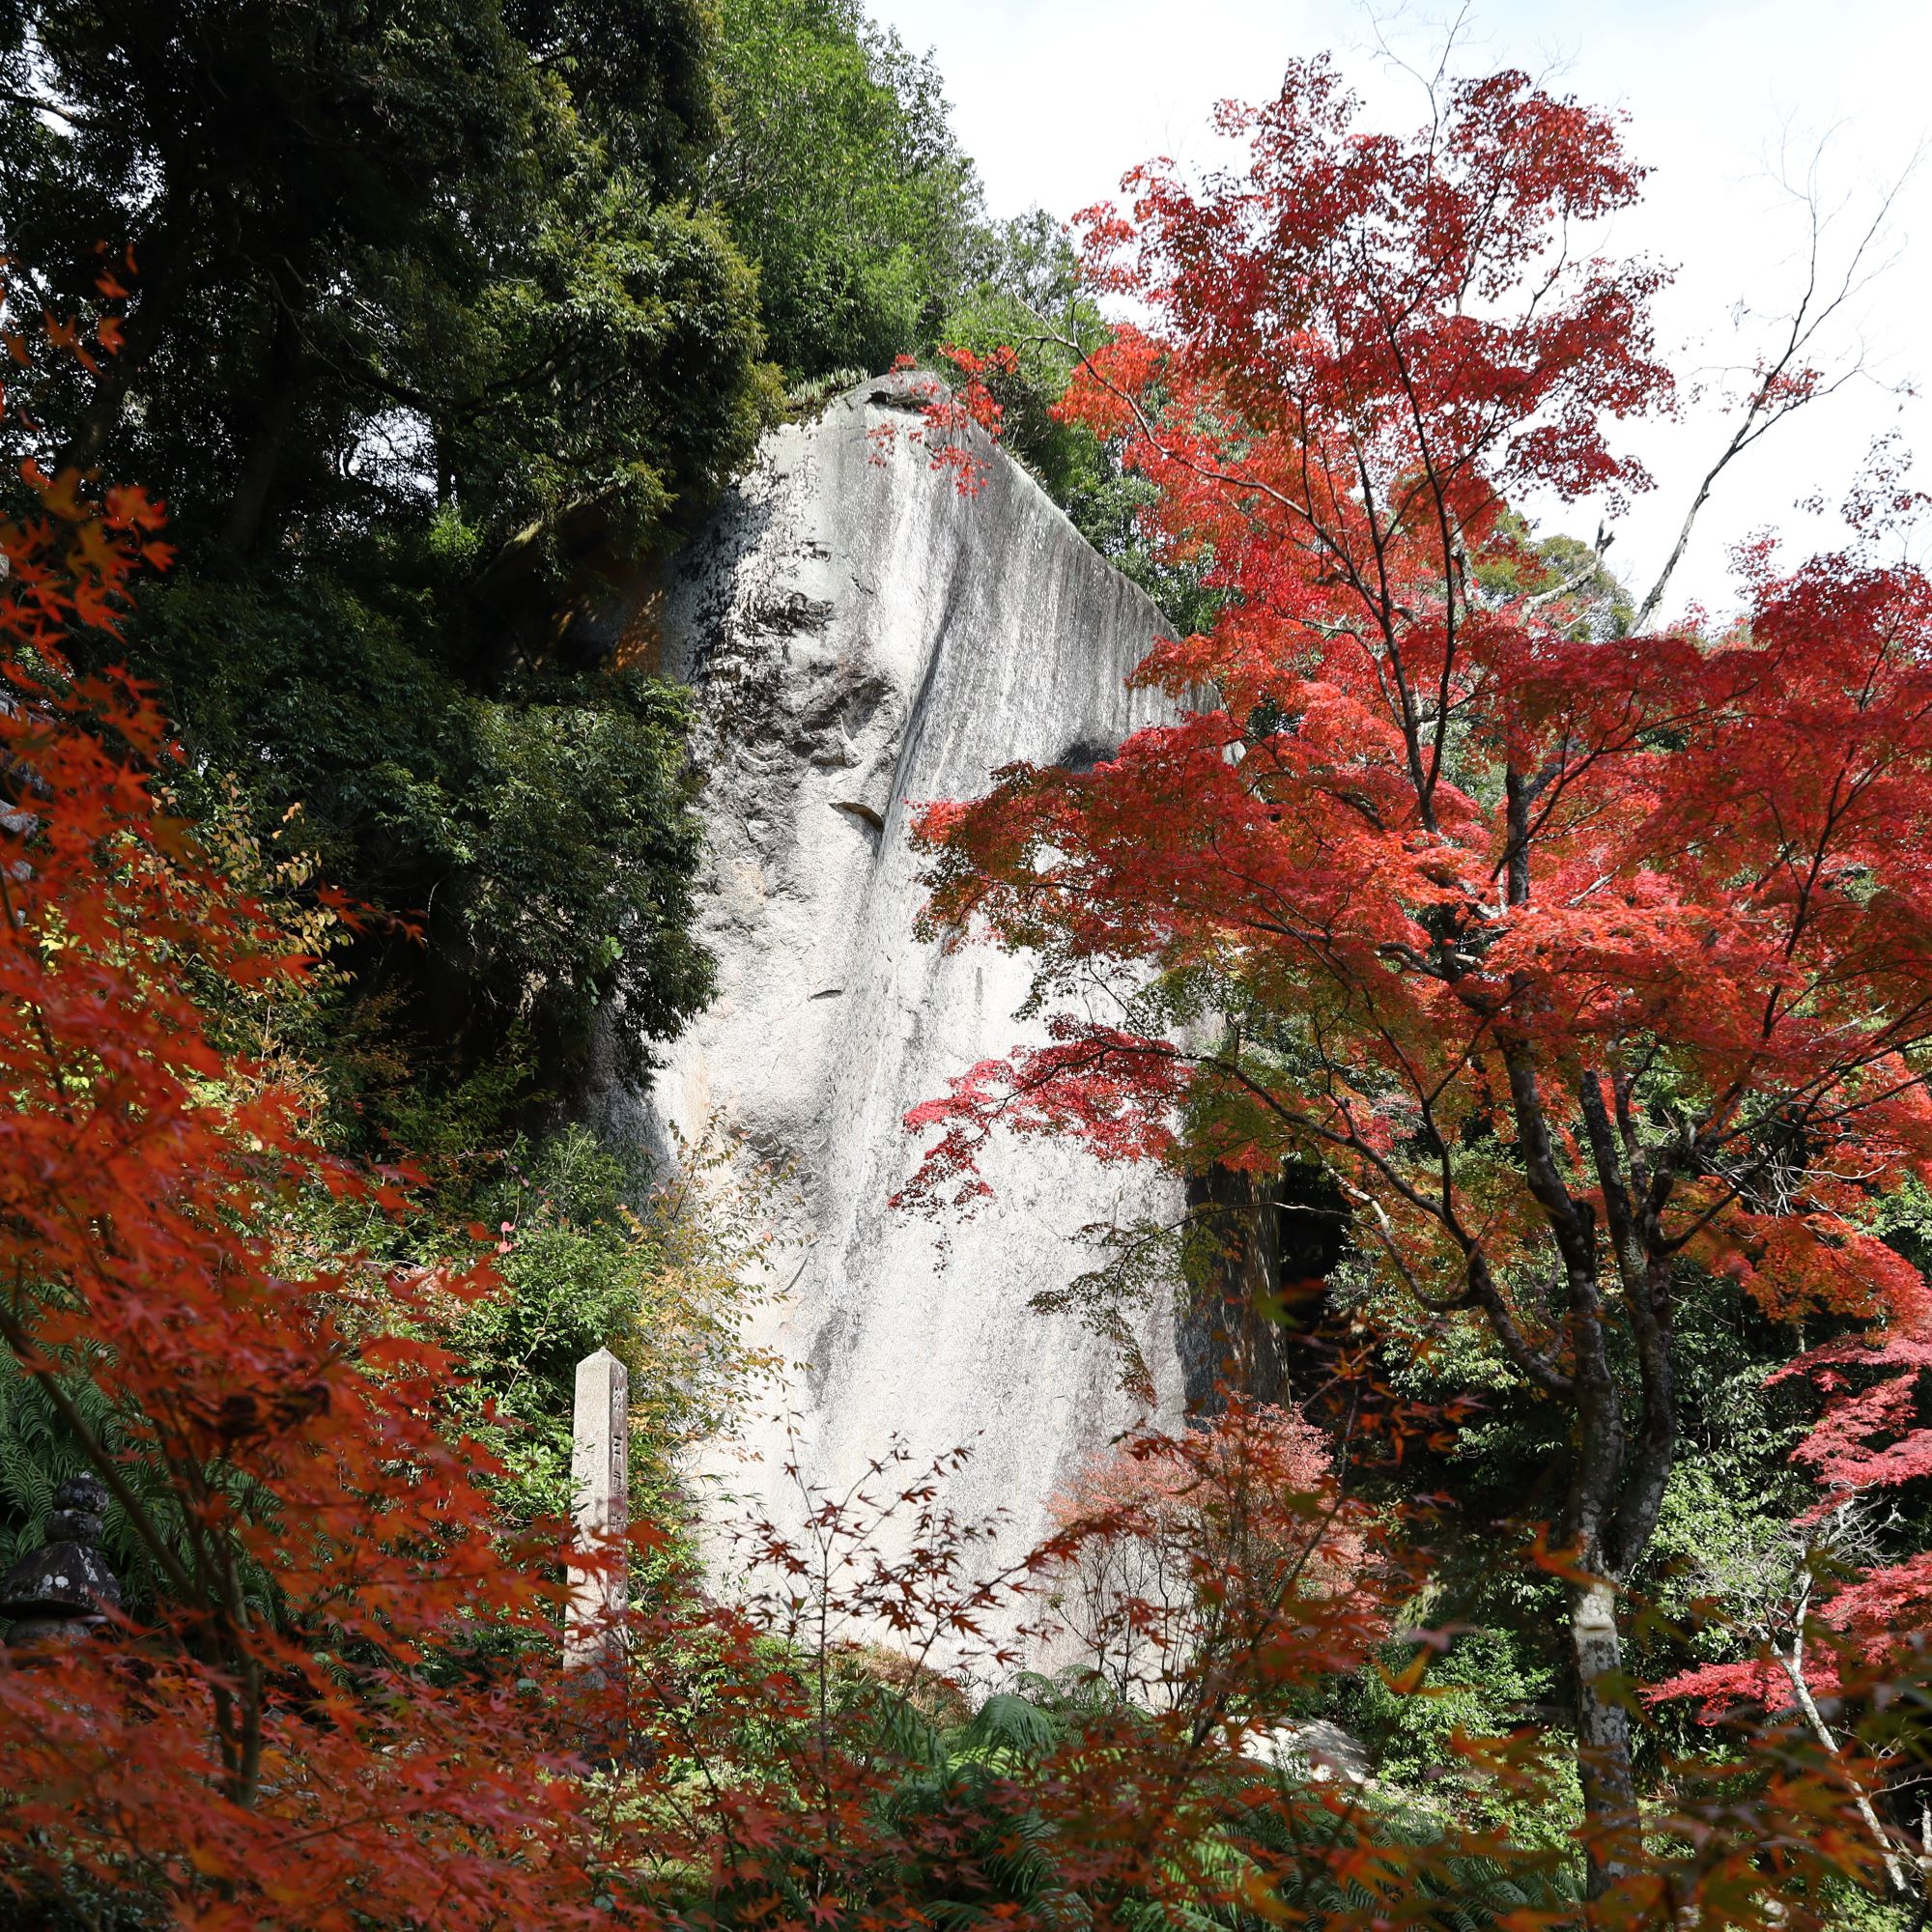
[1634,130,1919,630]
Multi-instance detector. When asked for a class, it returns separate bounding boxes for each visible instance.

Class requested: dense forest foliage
[1,4,1928,1927]
[0,0,1166,1134]
[0,0,1123,1551]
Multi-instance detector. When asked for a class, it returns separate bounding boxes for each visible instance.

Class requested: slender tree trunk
[220,293,301,557]
[1569,1574,1640,1893]
[1775,1591,1913,1897]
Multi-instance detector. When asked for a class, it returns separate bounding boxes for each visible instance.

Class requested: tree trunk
[220,294,301,557]
[1775,1605,1912,1897]
[1178,1163,1293,1412]
[1570,1575,1640,1896]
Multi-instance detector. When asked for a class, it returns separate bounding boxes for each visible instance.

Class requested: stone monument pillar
[565,1348,629,1674]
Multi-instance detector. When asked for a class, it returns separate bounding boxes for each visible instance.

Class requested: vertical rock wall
[602,373,1190,1626]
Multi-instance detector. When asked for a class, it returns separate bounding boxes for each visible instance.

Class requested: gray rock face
[604,373,1188,1634]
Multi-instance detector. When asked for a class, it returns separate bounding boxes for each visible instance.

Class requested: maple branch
[1634,139,1914,630]
[1578,1075,1641,1292]
[1464,1252,1576,1398]
[1338,1179,1458,1311]
[1349,440,1416,719]
[1364,0,1475,150]
[1203,1048,1455,1245]
[1580,1075,1676,1575]
[1021,310,1398,652]
[1021,314,1305,525]
[1689,1045,1932,1212]
[1500,1040,1595,1273]
[1202,1025,1576,1395]
[1378,301,1470,822]
[1611,1067,1657,1225]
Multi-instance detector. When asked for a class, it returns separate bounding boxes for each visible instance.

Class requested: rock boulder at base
[598,371,1189,1646]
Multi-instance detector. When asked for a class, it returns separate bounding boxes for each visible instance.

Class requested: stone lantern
[0,1474,122,1648]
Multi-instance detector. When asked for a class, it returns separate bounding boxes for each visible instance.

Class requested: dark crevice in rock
[1175,1161,1351,1416]
[1055,737,1118,774]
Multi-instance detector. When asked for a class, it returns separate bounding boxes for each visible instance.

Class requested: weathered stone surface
[0,1474,121,1647]
[597,373,1189,1649]
[565,1348,630,1672]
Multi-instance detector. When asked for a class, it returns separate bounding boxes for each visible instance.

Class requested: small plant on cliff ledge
[865,347,1015,496]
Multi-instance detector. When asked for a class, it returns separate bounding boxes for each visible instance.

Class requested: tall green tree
[0,0,772,1120]
[0,0,769,568]
[706,0,980,379]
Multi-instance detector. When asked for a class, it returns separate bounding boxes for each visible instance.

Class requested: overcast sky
[869,0,1932,618]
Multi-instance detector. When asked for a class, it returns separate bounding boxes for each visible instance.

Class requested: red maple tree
[1042,1397,1366,1708]
[1650,1287,1932,1893]
[898,58,1932,1889]
[0,281,662,1927]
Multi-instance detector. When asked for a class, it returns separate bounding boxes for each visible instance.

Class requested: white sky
[871,0,1932,618]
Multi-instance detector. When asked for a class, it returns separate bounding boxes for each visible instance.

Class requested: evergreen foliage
[707,0,980,381]
[0,0,767,1137]
[0,0,982,1652]
[933,211,1228,635]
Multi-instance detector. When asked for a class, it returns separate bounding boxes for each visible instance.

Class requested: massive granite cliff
[599,372,1193,1612]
